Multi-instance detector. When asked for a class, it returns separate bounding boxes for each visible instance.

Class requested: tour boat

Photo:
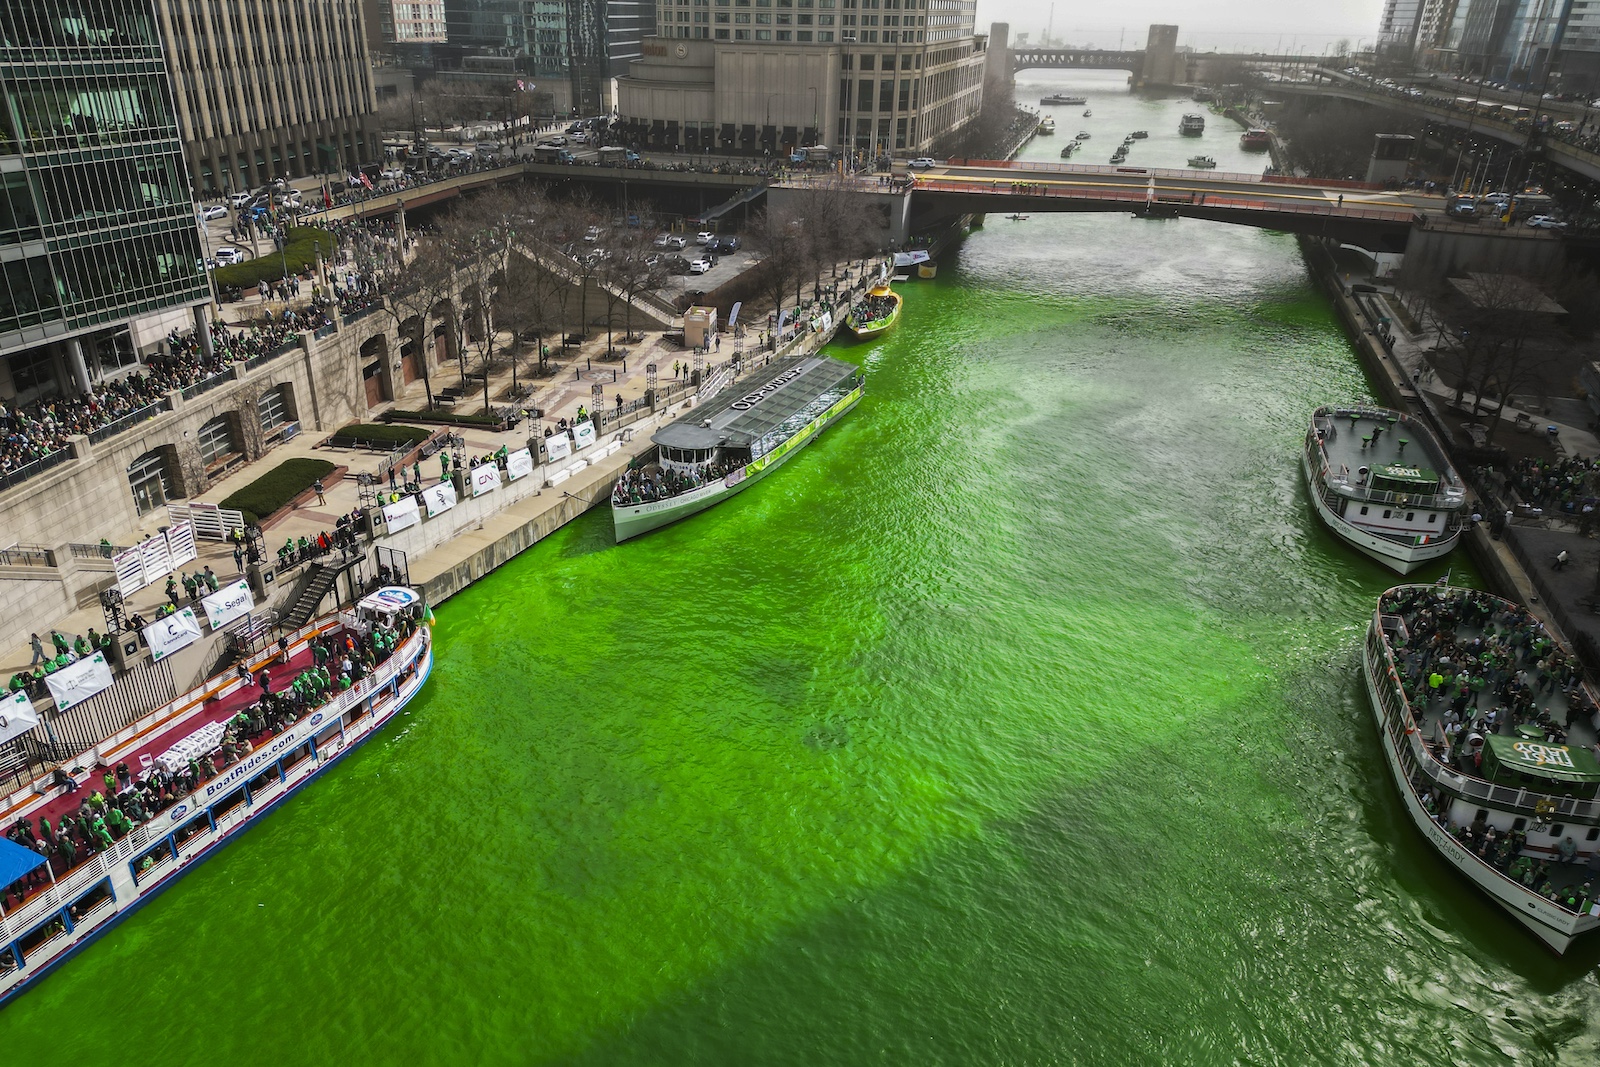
[611,354,864,541]
[1187,155,1217,169]
[1179,113,1206,136]
[1059,143,1078,159]
[1006,213,1030,221]
[0,587,434,1008]
[844,281,902,339]
[1037,116,1056,135]
[1040,94,1087,106]
[1240,128,1272,150]
[1364,583,1600,953]
[1129,130,1149,139]
[1303,405,1467,573]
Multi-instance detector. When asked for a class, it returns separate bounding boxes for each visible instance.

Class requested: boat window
[1406,512,1415,521]
[1475,809,1489,823]
[1513,818,1527,832]
[1551,824,1565,838]
[1428,514,1437,523]
[314,722,343,750]
[131,840,173,881]
[281,741,313,775]
[69,880,114,921]
[0,947,16,975]
[210,787,248,821]
[173,811,212,847]
[1588,827,1600,841]
[18,915,67,956]
[1359,506,1369,515]
[1382,509,1392,519]
[246,767,279,795]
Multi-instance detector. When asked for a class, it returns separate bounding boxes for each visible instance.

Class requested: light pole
[806,86,818,146]
[765,92,780,154]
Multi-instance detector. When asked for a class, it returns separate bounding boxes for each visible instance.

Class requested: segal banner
[202,578,255,631]
[44,652,115,712]
[573,420,596,451]
[545,433,572,463]
[471,462,502,497]
[383,495,422,535]
[506,447,534,481]
[0,689,40,744]
[424,481,458,518]
[144,608,202,662]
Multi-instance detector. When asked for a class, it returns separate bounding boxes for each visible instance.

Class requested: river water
[8,71,1600,1064]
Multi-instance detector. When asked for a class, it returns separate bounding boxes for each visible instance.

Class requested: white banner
[471,463,502,497]
[573,420,596,451]
[728,300,742,330]
[424,481,458,518]
[45,652,115,712]
[143,608,202,663]
[202,579,255,631]
[545,433,572,463]
[166,520,198,568]
[0,690,40,744]
[382,495,422,535]
[506,448,534,481]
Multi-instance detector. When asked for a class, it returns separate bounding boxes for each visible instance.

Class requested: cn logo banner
[506,447,534,481]
[383,495,422,534]
[144,607,202,662]
[202,578,255,631]
[472,463,502,497]
[545,433,572,463]
[425,481,458,518]
[572,420,596,451]
[44,652,115,712]
[0,689,40,745]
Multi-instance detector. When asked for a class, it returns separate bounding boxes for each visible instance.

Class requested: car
[653,233,687,249]
[226,191,253,207]
[695,230,714,244]
[584,225,604,243]
[1527,215,1568,230]
[572,132,591,144]
[543,135,568,146]
[663,254,691,274]
[201,204,228,221]
[707,235,741,253]
[380,168,406,181]
[688,257,713,274]
[213,246,244,265]
[908,157,938,169]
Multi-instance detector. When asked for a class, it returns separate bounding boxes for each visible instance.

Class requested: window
[1551,824,1565,838]
[1359,506,1369,515]
[197,414,238,465]
[259,385,293,432]
[1382,509,1392,519]
[1406,512,1415,521]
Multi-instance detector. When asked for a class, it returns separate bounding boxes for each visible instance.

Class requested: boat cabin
[1368,463,1441,495]
[1481,735,1600,800]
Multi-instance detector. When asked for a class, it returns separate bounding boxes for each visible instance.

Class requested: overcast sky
[980,1,1388,53]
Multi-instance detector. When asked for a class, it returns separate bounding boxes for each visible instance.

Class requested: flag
[322,183,331,208]
[360,172,374,190]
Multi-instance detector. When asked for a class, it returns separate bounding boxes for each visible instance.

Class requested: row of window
[0,151,188,246]
[1,71,177,154]
[835,115,915,148]
[711,12,837,23]
[0,0,163,56]
[127,385,295,513]
[0,224,203,337]
[839,77,919,112]
[841,52,922,69]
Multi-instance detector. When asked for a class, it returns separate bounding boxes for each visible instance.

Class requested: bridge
[1010,48,1146,75]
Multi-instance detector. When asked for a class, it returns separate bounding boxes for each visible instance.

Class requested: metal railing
[180,369,233,400]
[0,543,56,567]
[87,399,171,444]
[0,447,74,493]
[67,542,123,560]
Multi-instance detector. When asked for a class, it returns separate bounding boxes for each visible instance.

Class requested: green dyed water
[11,81,1600,1064]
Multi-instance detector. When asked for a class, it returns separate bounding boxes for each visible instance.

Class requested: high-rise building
[438,0,608,115]
[607,0,658,77]
[0,0,209,418]
[618,0,985,156]
[150,0,379,196]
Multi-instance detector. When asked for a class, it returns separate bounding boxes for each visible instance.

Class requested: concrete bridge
[1010,48,1146,75]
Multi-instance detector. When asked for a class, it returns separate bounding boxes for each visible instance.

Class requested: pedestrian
[312,477,325,505]
[412,461,421,486]
[203,565,219,593]
[233,544,245,573]
[1338,194,1344,208]
[28,633,44,666]
[165,577,180,609]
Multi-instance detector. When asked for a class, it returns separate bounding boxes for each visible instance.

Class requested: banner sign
[506,448,534,481]
[424,481,457,518]
[0,690,40,745]
[572,420,596,451]
[202,579,255,631]
[728,300,742,330]
[545,433,572,463]
[471,463,502,497]
[382,495,421,535]
[144,608,202,662]
[45,652,115,712]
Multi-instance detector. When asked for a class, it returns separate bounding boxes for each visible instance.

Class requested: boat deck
[1313,408,1455,491]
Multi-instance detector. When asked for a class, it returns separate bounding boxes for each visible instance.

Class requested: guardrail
[87,398,171,444]
[180,369,233,400]
[0,543,56,567]
[0,447,73,493]
[911,177,1419,223]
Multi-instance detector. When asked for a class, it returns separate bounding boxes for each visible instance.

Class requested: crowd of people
[1503,454,1600,515]
[7,629,115,699]
[274,521,362,570]
[612,457,739,505]
[4,613,419,915]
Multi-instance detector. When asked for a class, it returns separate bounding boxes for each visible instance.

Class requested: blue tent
[0,835,46,887]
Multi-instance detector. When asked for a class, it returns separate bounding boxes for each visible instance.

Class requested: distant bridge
[1010,48,1146,75]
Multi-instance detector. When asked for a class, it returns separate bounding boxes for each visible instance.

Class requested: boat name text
[729,368,805,410]
[1513,741,1575,768]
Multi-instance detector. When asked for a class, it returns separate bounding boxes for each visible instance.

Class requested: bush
[382,408,503,428]
[330,423,433,447]
[211,226,335,289]
[220,458,336,524]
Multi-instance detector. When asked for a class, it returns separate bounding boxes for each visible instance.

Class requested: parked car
[227,191,253,207]
[688,257,712,274]
[201,204,229,221]
[584,225,604,242]
[213,246,244,265]
[1527,215,1568,230]
[543,135,568,146]
[696,230,714,244]
[908,157,938,169]
[1444,196,1476,219]
[380,168,406,181]
[707,235,741,253]
[663,254,691,274]
[654,233,688,249]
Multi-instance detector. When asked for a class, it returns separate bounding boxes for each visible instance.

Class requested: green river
[7,72,1600,1064]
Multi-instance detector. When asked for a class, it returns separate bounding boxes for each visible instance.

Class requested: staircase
[281,563,340,629]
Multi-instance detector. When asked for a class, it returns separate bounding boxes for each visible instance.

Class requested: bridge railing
[913,178,1419,223]
[957,158,1271,184]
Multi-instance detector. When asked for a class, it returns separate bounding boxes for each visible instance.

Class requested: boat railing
[1366,615,1600,823]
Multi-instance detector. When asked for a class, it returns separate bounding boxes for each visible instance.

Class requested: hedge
[220,458,336,524]
[211,226,336,289]
[330,423,434,447]
[382,408,503,428]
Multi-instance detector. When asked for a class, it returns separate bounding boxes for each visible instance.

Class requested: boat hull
[612,387,862,541]
[844,297,901,339]
[0,629,434,1008]
[1301,435,1459,574]
[1362,622,1599,952]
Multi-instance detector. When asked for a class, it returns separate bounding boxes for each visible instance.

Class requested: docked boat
[1303,405,1467,573]
[1240,128,1272,150]
[1040,94,1087,106]
[0,586,435,1008]
[1037,116,1056,135]
[1363,583,1600,953]
[611,354,864,541]
[1179,113,1206,136]
[1187,155,1217,169]
[1129,130,1149,139]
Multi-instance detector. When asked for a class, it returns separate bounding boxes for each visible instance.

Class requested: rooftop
[653,354,859,451]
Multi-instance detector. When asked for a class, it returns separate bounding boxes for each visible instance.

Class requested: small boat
[1075,131,1091,140]
[1059,144,1078,159]
[1187,155,1216,169]
[1302,405,1467,573]
[1083,109,1092,117]
[1179,113,1206,136]
[1110,154,1127,164]
[917,263,937,279]
[1240,128,1272,150]
[1005,213,1030,221]
[844,280,902,340]
[1129,130,1149,139]
[1037,116,1056,135]
[1040,94,1087,106]
[1122,136,1135,145]
[1362,583,1600,953]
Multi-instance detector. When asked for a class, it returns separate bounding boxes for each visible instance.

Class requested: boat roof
[357,586,422,616]
[1314,406,1459,488]
[653,354,858,451]
[0,835,47,885]
[1484,734,1600,785]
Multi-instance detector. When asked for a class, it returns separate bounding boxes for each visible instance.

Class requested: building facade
[437,0,608,116]
[0,0,209,426]
[150,0,379,197]
[618,0,984,155]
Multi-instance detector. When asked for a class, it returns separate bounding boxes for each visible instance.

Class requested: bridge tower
[1141,24,1178,89]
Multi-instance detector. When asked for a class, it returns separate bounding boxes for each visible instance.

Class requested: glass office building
[0,1,207,398]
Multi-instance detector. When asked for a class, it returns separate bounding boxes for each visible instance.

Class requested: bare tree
[1431,272,1567,440]
[1276,101,1417,179]
[747,204,808,331]
[375,240,452,410]
[438,187,523,415]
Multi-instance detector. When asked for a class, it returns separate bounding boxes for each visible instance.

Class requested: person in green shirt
[74,634,91,656]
